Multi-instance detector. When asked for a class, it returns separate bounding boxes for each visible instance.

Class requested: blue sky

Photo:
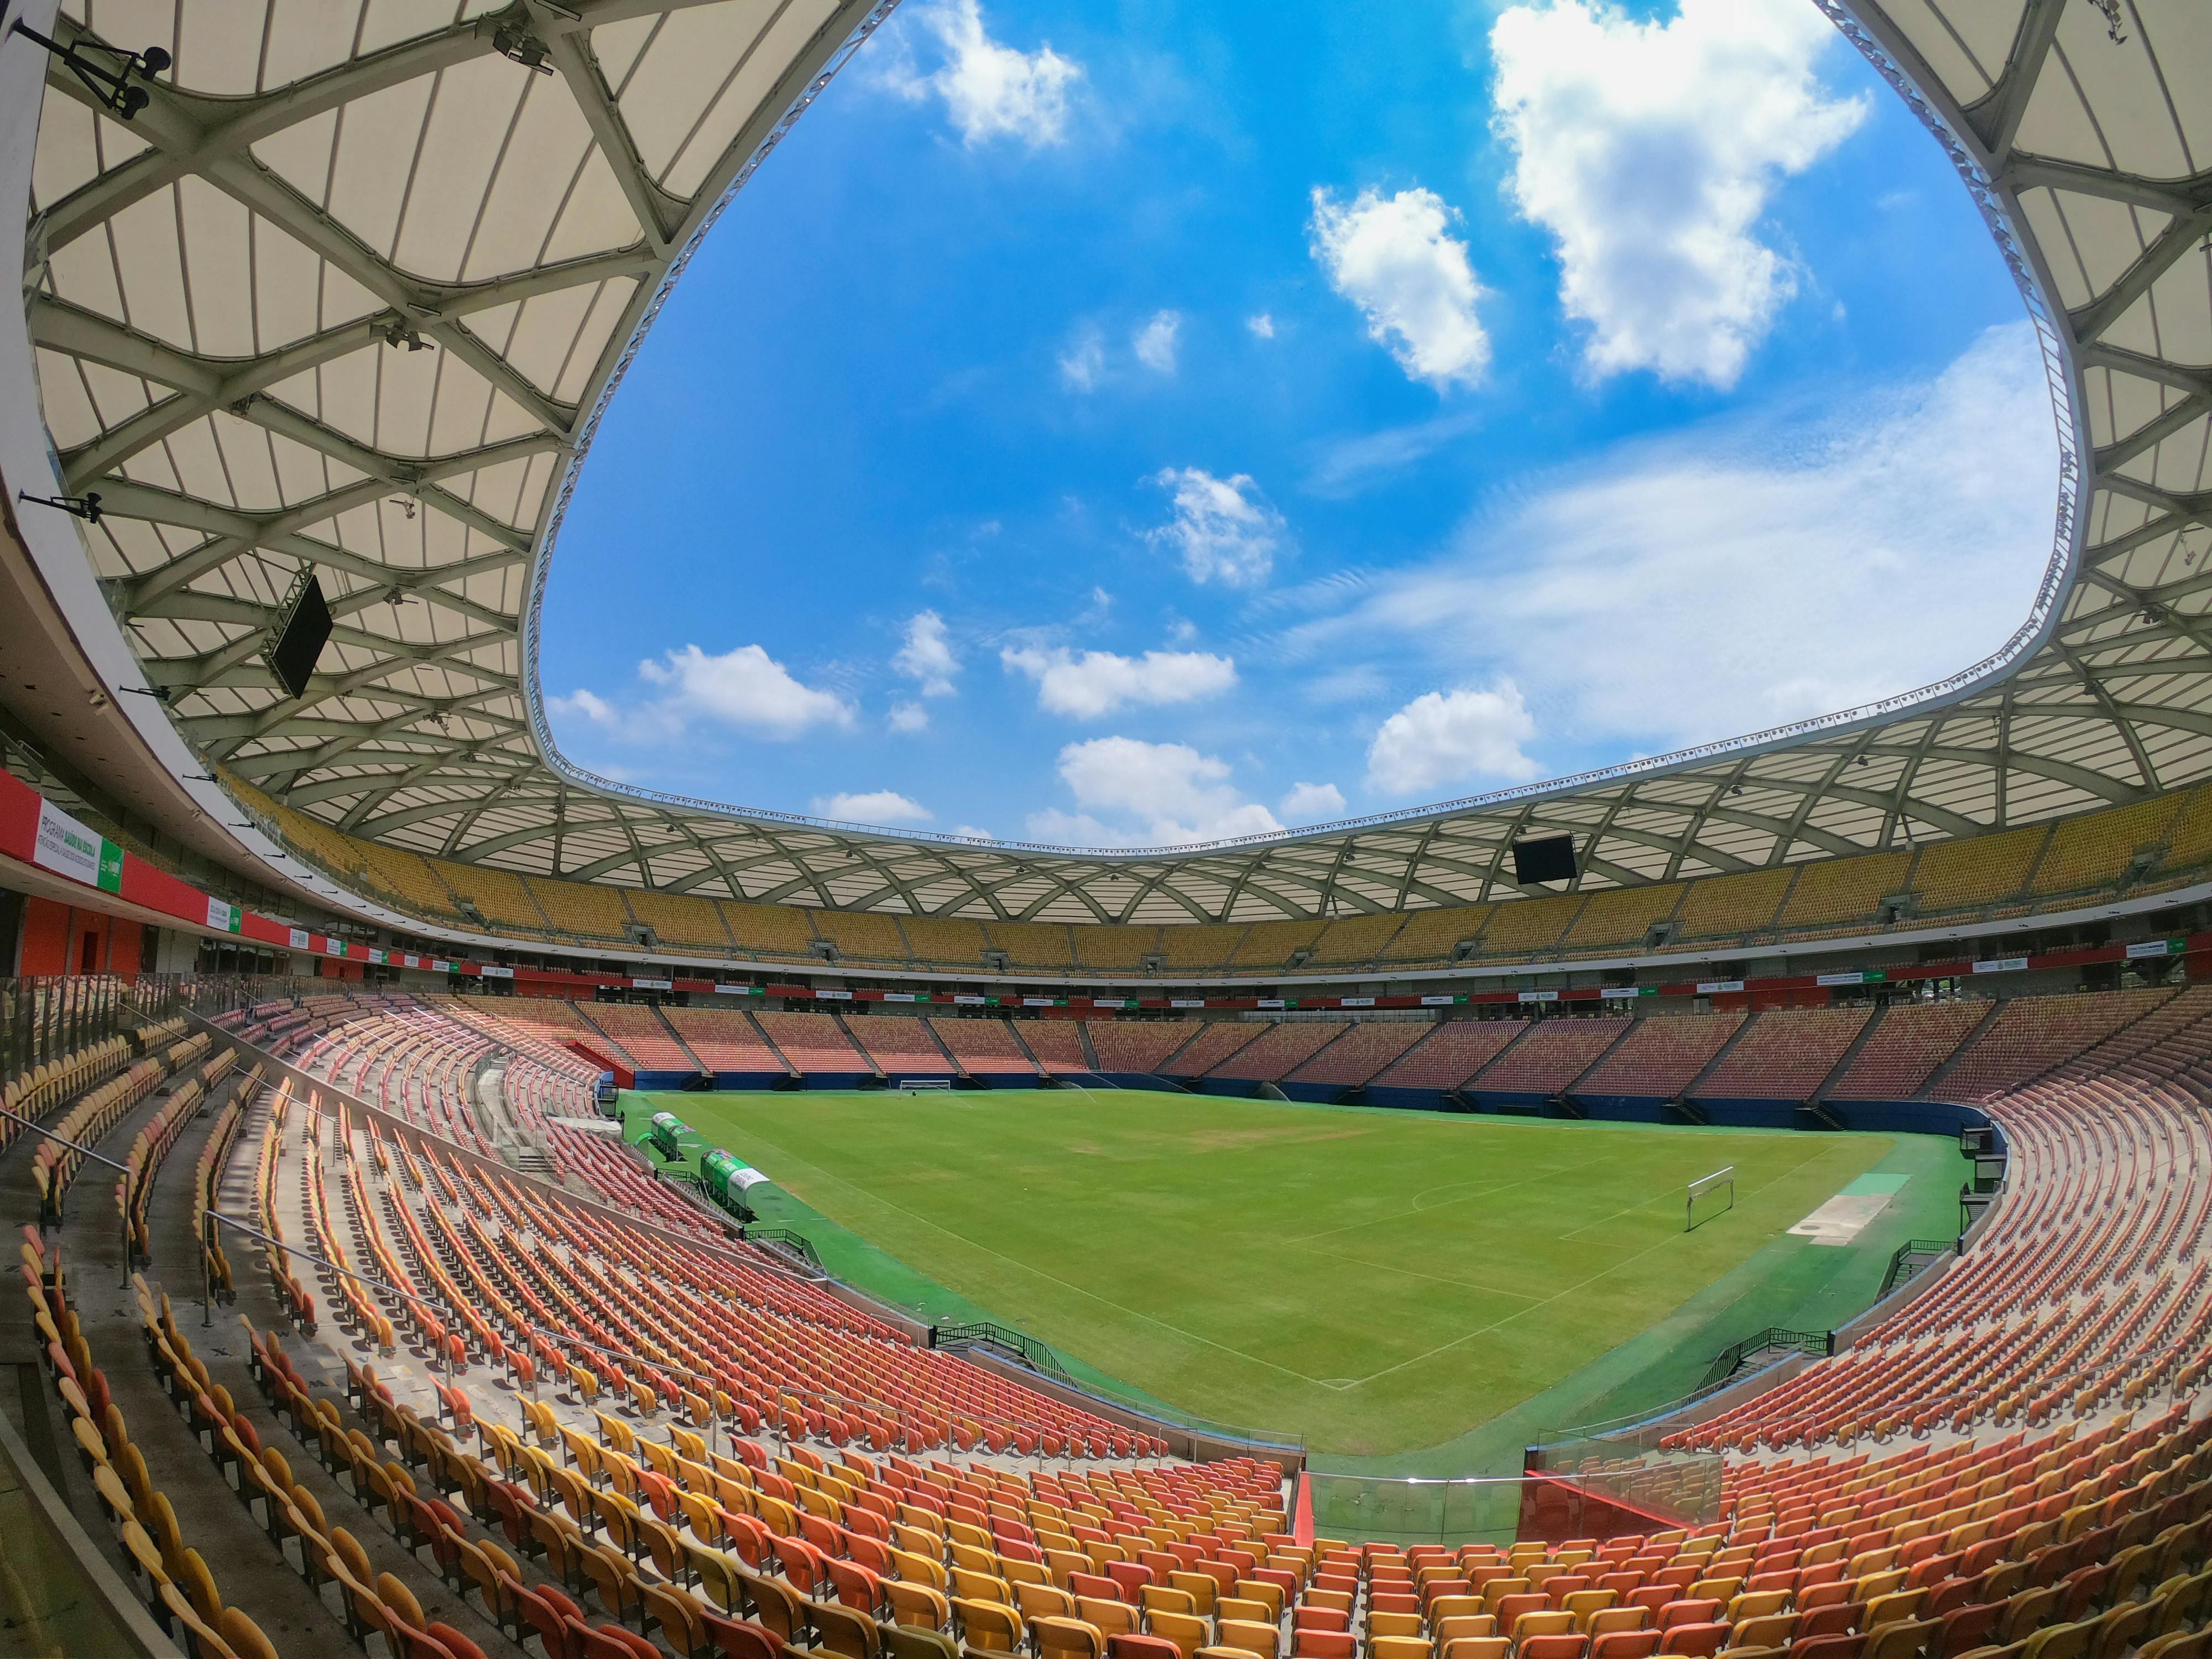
[539,0,2058,847]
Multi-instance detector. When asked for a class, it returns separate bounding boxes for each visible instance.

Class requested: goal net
[1686,1166,1735,1232]
[896,1078,952,1093]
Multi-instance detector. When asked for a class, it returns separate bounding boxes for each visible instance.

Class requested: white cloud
[1059,327,1104,391]
[1038,736,1284,846]
[1280,782,1348,824]
[1133,311,1182,374]
[633,643,853,739]
[1279,325,2057,762]
[1145,467,1286,587]
[816,790,932,825]
[1366,684,1544,796]
[1490,0,1867,388]
[888,700,930,734]
[1000,644,1237,718]
[878,0,1081,148]
[1246,313,1276,340]
[1305,410,1483,498]
[549,688,615,725]
[1307,186,1489,390]
[893,609,959,696]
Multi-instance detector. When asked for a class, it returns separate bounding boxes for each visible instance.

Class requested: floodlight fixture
[11,23,168,119]
[18,488,103,524]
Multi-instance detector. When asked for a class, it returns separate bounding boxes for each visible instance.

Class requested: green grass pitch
[622,1087,1963,1464]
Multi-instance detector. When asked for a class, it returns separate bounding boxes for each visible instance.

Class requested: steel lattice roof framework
[17,0,2212,926]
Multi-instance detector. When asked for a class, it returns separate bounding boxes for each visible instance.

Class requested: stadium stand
[985,922,1076,971]
[1827,998,1990,1099]
[900,915,992,966]
[1693,1005,1873,1100]
[1155,923,1245,969]
[720,900,823,961]
[1308,914,1406,967]
[1073,925,1162,969]
[755,1011,875,1074]
[846,1014,956,1074]
[1085,1019,1200,1076]
[623,886,735,952]
[665,1005,791,1074]
[1380,905,1491,963]
[1206,1020,1349,1082]
[1669,865,1793,942]
[1777,848,1912,933]
[810,911,913,966]
[1577,1010,1743,1098]
[1370,1018,1529,1090]
[1473,1015,1631,1093]
[1018,1020,1094,1074]
[1564,884,1687,951]
[1936,986,2176,1102]
[1229,921,1325,971]
[1474,893,1584,958]
[2032,795,2185,899]
[927,1016,1039,1077]
[1286,1019,1435,1087]
[215,769,2212,982]
[581,1003,698,1072]
[525,873,634,942]
[1161,1020,1267,1078]
[1910,823,2052,916]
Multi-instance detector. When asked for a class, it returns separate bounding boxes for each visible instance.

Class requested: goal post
[1687,1166,1736,1232]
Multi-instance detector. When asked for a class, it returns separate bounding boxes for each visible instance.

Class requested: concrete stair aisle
[41,1075,351,1650]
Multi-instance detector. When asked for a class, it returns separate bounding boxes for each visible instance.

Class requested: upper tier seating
[1578,1011,1744,1098]
[1473,1016,1631,1093]
[1695,1006,1873,1100]
[810,911,911,966]
[928,1017,1039,1076]
[664,1005,791,1073]
[1370,1019,1530,1089]
[239,768,2212,978]
[1828,999,1990,1099]
[1207,1022,1350,1082]
[755,1013,874,1074]
[1910,825,2051,916]
[1566,884,1688,950]
[1074,925,1162,969]
[525,875,634,942]
[1669,865,1793,942]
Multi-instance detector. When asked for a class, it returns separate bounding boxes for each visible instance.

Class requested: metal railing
[1879,1238,1957,1298]
[0,974,196,1089]
[932,1319,1076,1382]
[1698,1327,1833,1392]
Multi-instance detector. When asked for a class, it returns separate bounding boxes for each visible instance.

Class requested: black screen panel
[268,575,333,700]
[1511,833,1578,885]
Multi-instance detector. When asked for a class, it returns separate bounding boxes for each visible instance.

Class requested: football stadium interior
[6,1,2212,1658]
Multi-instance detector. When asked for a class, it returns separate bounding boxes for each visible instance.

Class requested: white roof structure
[13,0,2212,927]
